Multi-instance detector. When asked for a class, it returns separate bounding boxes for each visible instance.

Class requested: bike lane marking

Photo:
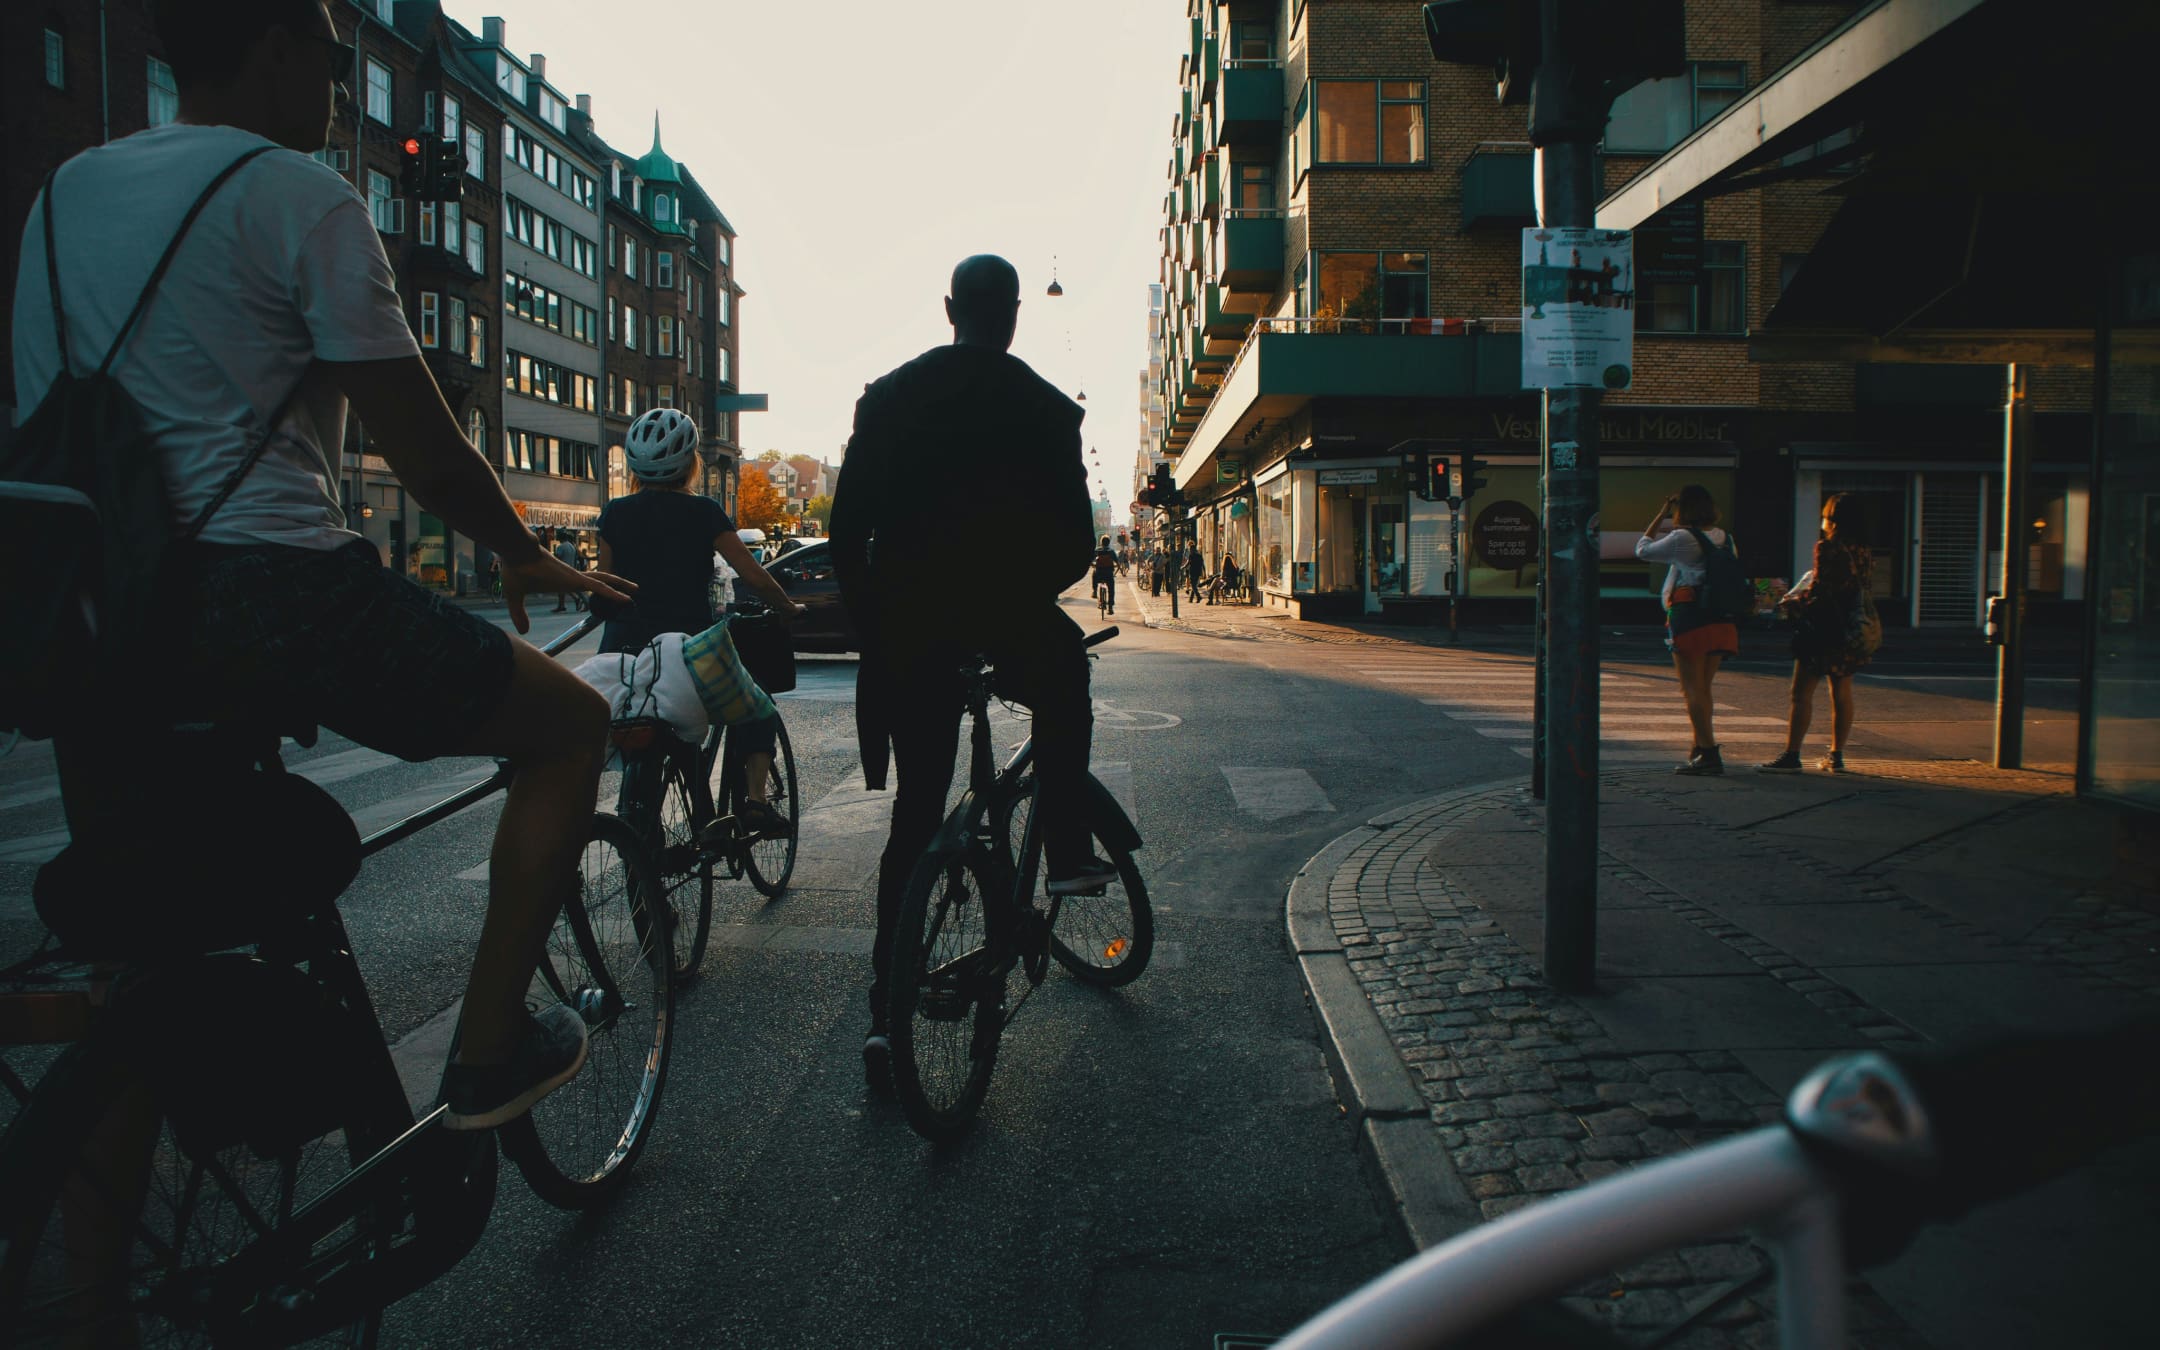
[1222,767,1337,821]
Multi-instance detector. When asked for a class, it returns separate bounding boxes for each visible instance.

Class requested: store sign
[1472,500,1539,571]
[1218,457,1244,482]
[1521,228,1634,391]
[1318,468,1379,485]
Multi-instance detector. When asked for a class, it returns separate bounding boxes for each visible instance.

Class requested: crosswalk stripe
[1223,766,1335,820]
[292,746,400,788]
[1471,726,1791,743]
[1445,712,1790,727]
[1425,699,1733,712]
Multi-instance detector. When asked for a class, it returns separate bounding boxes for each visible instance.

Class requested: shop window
[147,57,178,126]
[1605,62,1746,154]
[1315,80,1425,166]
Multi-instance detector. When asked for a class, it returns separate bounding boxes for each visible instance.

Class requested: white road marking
[1222,766,1336,821]
[291,745,400,788]
[1446,712,1790,727]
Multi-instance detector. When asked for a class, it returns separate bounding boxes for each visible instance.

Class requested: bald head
[945,254,1021,350]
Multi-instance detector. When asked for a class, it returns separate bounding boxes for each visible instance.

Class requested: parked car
[749,538,857,653]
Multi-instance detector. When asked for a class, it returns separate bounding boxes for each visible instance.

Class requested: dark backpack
[0,148,290,739]
[1684,527,1753,625]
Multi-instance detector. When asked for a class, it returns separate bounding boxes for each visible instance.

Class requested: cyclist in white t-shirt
[10,0,632,1131]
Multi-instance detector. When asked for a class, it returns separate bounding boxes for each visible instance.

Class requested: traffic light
[430,138,466,200]
[399,136,428,195]
[1428,456,1451,504]
[1140,465,1183,511]
[1461,454,1490,499]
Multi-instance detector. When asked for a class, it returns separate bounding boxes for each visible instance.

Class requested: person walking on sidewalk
[1635,485,1739,775]
[549,529,584,612]
[831,253,1118,1093]
[1761,492,1878,774]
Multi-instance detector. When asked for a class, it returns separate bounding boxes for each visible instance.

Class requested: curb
[1284,779,1521,1252]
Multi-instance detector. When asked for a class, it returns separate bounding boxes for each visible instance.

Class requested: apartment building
[576,114,745,513]
[457,17,605,540]
[1132,283,1170,546]
[1156,0,2093,628]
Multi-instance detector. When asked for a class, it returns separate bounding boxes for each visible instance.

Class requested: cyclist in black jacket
[831,254,1116,1090]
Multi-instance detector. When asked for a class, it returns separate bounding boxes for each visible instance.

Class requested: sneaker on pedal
[737,798,794,840]
[1046,856,1119,896]
[442,1002,589,1132]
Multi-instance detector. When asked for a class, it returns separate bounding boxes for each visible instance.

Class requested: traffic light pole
[1535,1,1603,995]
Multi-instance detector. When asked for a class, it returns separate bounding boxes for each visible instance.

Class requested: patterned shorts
[167,540,515,762]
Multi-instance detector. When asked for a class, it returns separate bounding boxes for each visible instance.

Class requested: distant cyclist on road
[11,0,633,1131]
[594,407,805,837]
[831,254,1118,1092]
[1091,535,1119,615]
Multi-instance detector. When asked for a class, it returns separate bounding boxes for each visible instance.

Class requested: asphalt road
[0,589,2088,1347]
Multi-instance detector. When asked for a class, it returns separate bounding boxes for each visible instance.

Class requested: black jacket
[830,345,1091,638]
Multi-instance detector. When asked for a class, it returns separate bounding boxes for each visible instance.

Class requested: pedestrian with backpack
[1759,492,1879,774]
[1636,484,1742,775]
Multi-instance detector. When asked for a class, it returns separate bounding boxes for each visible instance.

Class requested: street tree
[804,494,833,530]
[736,466,786,531]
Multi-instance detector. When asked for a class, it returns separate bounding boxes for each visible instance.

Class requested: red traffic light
[403,138,422,156]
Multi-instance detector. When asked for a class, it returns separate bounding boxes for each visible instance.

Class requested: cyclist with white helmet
[597,408,805,835]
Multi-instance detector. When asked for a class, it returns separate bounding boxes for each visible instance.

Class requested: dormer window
[631,179,642,210]
[610,161,621,198]
[655,193,671,223]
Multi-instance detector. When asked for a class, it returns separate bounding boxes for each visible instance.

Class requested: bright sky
[493,0,1188,523]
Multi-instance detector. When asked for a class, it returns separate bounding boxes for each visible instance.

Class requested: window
[1232,21,1274,62]
[715,235,729,266]
[717,290,730,326]
[441,94,461,142]
[1638,240,1745,334]
[717,347,730,384]
[607,297,616,341]
[655,193,671,224]
[1605,62,1747,154]
[658,315,674,356]
[496,55,526,102]
[571,236,596,278]
[147,57,178,126]
[1316,252,1428,325]
[715,411,731,442]
[468,314,486,366]
[1290,87,1308,182]
[464,125,486,181]
[418,292,440,348]
[467,406,486,453]
[657,252,674,289]
[418,201,437,246]
[623,236,637,276]
[611,161,622,198]
[364,59,392,126]
[1237,162,1276,210]
[374,0,394,20]
[464,220,484,274]
[443,201,462,256]
[449,297,466,351]
[1315,80,1424,165]
[624,305,638,351]
[44,29,65,89]
[620,377,638,415]
[366,170,400,233]
[658,384,674,409]
[537,88,566,132]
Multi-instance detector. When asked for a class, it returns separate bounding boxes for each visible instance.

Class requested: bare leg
[743,750,773,805]
[1673,651,1716,751]
[452,641,609,1064]
[1784,665,1821,755]
[1828,675,1856,750]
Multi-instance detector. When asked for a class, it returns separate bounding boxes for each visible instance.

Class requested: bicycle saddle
[35,763,361,962]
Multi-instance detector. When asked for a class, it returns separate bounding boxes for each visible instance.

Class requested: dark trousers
[868,606,1092,1024]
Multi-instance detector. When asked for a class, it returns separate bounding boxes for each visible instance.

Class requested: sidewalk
[1288,760,2158,1348]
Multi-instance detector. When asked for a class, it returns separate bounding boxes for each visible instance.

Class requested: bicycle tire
[0,1031,393,1347]
[656,750,715,981]
[1017,783,1155,987]
[501,812,673,1209]
[886,841,1005,1142]
[734,717,799,898]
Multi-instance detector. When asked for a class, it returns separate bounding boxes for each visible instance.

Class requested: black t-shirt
[597,490,735,654]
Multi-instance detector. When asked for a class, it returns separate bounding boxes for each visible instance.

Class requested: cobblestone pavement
[1290,760,2158,1349]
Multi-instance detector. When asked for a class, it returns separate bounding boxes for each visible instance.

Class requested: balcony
[1460,144,1537,228]
[1197,155,1221,219]
[1215,62,1282,147]
[1172,320,1524,491]
[1218,209,1284,294]
[1200,284,1253,350]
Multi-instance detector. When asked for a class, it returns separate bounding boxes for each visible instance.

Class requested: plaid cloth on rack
[682,616,777,729]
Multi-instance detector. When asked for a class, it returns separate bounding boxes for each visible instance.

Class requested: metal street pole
[1995,362,2030,767]
[1168,512,1181,619]
[1536,0,1603,994]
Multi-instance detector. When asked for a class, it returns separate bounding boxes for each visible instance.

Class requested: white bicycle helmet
[625,407,700,483]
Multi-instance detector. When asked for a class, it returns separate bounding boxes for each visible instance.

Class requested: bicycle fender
[1085,773,1142,854]
[929,788,992,854]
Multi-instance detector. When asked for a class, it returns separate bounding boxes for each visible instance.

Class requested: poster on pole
[1521,228,1633,390]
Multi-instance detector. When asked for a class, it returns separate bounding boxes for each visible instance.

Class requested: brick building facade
[1154,0,2092,629]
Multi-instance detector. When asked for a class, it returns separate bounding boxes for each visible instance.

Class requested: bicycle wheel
[886,842,1006,1141]
[502,812,673,1209]
[1016,782,1155,987]
[0,1029,394,1346]
[731,718,799,898]
[625,746,713,984]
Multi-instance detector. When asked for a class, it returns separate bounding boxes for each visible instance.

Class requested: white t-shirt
[1635,525,1730,607]
[11,123,419,549]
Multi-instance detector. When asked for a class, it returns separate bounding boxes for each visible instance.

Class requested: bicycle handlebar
[539,612,601,659]
[1084,626,1117,648]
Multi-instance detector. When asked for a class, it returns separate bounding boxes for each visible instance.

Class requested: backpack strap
[40,170,69,379]
[50,146,280,381]
[176,374,310,544]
